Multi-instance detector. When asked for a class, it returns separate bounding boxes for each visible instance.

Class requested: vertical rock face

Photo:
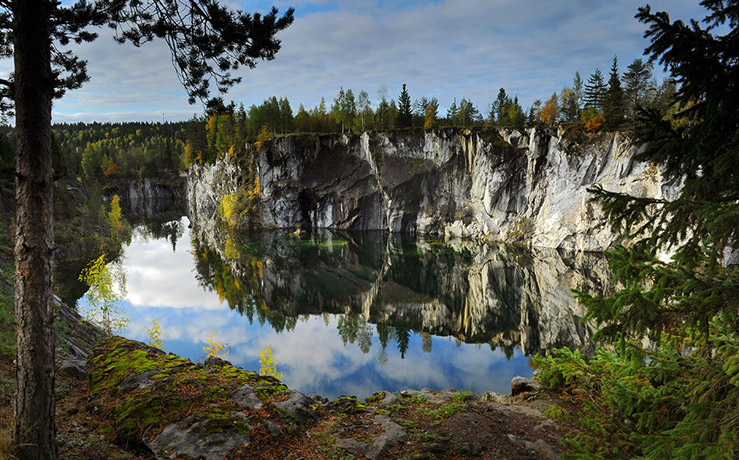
[100,176,186,221]
[187,128,677,251]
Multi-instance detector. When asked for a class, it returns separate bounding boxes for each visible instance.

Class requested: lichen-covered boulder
[87,337,319,459]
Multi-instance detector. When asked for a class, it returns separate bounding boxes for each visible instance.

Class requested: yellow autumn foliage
[78,253,128,335]
[202,332,228,359]
[147,319,165,350]
[254,125,271,150]
[259,346,282,380]
[108,194,123,238]
[219,176,261,228]
[220,192,240,227]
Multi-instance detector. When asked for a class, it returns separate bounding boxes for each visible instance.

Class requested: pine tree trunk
[12,0,57,458]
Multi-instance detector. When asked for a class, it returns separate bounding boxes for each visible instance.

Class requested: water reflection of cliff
[191,227,611,357]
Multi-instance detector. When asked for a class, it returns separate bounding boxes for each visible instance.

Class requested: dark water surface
[74,214,609,400]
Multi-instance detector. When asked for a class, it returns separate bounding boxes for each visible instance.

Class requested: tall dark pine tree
[579,1,739,455]
[603,56,624,130]
[395,328,410,359]
[397,83,413,128]
[584,68,607,112]
[0,1,293,459]
[446,98,459,124]
[623,57,654,125]
[490,87,509,124]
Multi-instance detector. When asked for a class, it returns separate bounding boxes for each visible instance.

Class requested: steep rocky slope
[188,127,677,251]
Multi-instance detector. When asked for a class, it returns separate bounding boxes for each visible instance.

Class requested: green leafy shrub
[218,177,260,229]
[78,253,128,335]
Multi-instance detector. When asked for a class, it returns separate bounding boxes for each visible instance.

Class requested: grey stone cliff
[187,127,677,251]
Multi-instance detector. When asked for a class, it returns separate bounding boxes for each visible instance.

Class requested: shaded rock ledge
[86,337,566,459]
[55,294,104,380]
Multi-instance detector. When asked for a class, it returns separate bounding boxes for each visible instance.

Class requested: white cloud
[122,219,227,310]
[0,0,706,123]
[121,302,530,399]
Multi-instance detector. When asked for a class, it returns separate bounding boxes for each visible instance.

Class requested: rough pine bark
[12,0,57,458]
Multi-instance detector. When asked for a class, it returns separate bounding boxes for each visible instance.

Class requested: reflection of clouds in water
[124,305,245,344]
[123,307,529,399]
[374,350,450,388]
[114,222,536,399]
[231,316,375,388]
[122,223,224,310]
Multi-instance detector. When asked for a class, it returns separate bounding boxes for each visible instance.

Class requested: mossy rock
[326,395,367,415]
[87,337,292,448]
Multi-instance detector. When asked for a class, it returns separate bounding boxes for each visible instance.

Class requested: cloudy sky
[12,0,711,123]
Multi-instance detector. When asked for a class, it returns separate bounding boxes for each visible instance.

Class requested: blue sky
[11,0,712,123]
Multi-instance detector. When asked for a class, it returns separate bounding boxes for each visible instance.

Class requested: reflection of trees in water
[55,200,186,307]
[189,227,611,358]
[128,206,186,252]
[337,315,373,353]
[395,328,411,359]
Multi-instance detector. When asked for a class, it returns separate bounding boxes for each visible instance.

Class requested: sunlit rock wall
[187,128,677,251]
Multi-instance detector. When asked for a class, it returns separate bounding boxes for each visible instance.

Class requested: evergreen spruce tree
[603,56,625,130]
[490,87,509,125]
[278,97,293,134]
[397,83,413,128]
[586,2,738,341]
[446,98,459,125]
[584,68,607,112]
[508,96,527,129]
[551,2,739,458]
[573,71,584,110]
[623,57,654,126]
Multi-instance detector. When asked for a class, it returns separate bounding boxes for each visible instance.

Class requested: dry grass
[0,428,19,460]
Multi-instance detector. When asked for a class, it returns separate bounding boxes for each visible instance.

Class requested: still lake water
[76,213,608,400]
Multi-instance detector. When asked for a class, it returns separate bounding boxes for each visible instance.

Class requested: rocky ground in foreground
[0,239,572,460]
[44,332,569,460]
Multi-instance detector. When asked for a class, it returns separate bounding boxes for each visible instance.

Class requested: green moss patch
[87,337,290,446]
[326,396,366,415]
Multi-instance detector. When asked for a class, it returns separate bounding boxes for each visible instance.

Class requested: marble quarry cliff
[187,127,677,251]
